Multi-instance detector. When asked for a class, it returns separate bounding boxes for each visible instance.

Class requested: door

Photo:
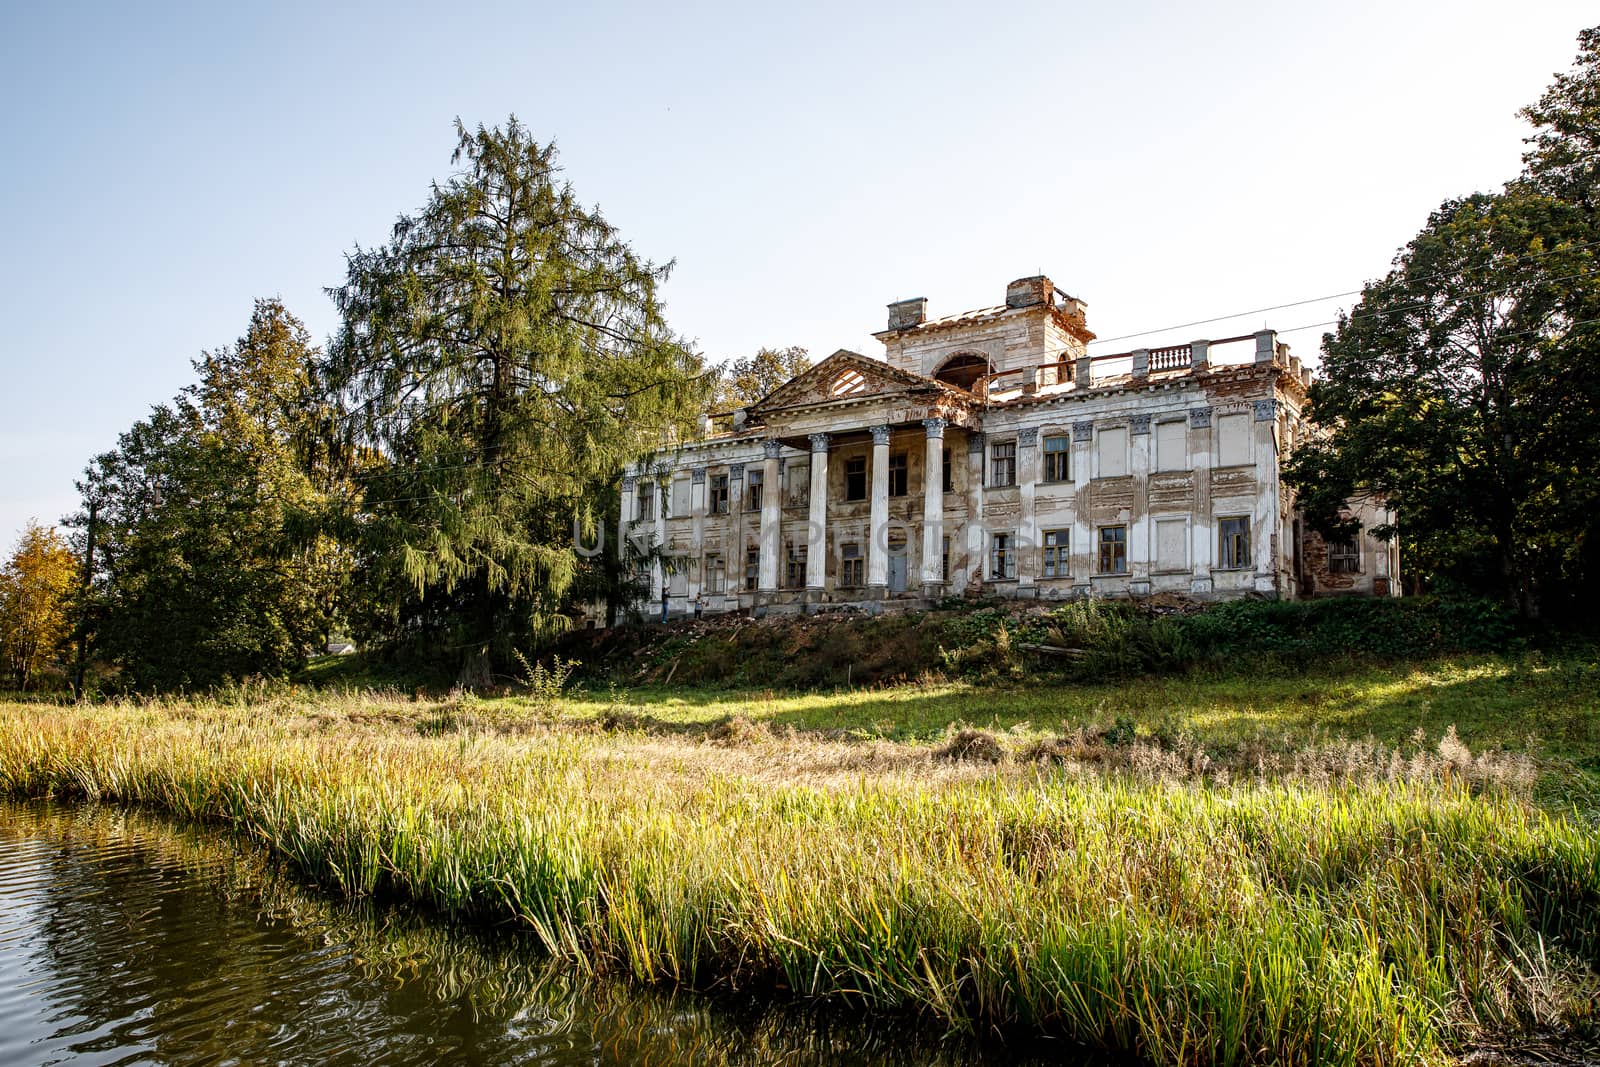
[887,534,908,593]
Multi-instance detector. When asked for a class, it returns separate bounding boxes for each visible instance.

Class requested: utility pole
[72,500,96,702]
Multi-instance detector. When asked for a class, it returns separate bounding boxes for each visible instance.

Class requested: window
[1156,518,1188,572]
[1219,516,1251,570]
[786,542,808,589]
[704,553,725,595]
[990,441,1016,487]
[709,474,729,515]
[1043,435,1070,482]
[941,448,953,493]
[669,564,688,597]
[1218,413,1251,467]
[786,462,808,506]
[670,476,690,517]
[744,547,760,590]
[1097,427,1129,477]
[1042,529,1069,578]
[840,542,864,586]
[942,535,950,582]
[636,485,655,522]
[1155,421,1187,472]
[1328,535,1360,574]
[745,468,763,511]
[845,456,867,501]
[990,532,1017,580]
[888,452,908,496]
[1098,525,1127,574]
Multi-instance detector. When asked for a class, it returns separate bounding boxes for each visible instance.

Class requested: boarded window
[786,463,808,506]
[1219,516,1251,569]
[1155,518,1187,572]
[669,564,688,597]
[1155,421,1187,472]
[1328,535,1361,574]
[1217,413,1251,467]
[1098,427,1129,477]
[671,476,690,517]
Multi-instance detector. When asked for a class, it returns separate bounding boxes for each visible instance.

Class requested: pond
[0,801,1069,1066]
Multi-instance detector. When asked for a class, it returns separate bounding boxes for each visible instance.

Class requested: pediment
[746,349,960,416]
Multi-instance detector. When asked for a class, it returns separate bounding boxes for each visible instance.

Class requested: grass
[1,654,1597,1065]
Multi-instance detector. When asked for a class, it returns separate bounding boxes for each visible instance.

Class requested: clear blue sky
[1,1,1594,544]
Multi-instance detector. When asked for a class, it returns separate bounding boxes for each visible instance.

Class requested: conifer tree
[326,118,707,684]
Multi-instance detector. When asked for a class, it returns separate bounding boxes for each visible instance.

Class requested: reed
[1,696,1595,1066]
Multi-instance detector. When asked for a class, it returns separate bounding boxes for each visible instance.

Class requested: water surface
[0,801,1070,1066]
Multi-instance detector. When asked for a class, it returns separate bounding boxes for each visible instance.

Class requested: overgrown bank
[1,692,1596,1065]
[545,595,1529,691]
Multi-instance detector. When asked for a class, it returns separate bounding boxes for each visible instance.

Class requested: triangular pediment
[746,349,963,416]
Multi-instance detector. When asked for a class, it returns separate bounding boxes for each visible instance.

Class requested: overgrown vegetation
[0,689,1594,1065]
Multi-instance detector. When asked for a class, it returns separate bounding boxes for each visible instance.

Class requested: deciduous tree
[0,522,79,690]
[712,346,811,409]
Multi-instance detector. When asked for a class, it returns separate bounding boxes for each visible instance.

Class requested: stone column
[1129,415,1152,596]
[867,425,890,594]
[1131,348,1150,381]
[1191,339,1211,374]
[1253,398,1280,595]
[688,467,707,602]
[921,418,945,597]
[1017,427,1038,595]
[728,462,745,601]
[652,466,667,612]
[618,476,634,578]
[965,431,985,592]
[758,440,782,594]
[1189,407,1214,595]
[1071,421,1094,596]
[805,433,829,598]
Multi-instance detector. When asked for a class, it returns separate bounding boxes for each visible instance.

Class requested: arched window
[933,353,988,392]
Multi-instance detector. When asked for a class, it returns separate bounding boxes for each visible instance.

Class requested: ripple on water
[0,802,1066,1067]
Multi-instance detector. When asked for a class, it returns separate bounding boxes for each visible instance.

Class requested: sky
[0,0,1595,545]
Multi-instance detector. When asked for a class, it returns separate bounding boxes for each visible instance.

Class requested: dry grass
[0,690,1596,1066]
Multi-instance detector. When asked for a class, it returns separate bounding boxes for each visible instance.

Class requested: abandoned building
[619,275,1398,618]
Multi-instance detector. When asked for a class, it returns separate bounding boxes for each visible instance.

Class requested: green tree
[0,522,79,690]
[712,345,811,409]
[1520,25,1600,214]
[1286,191,1596,616]
[326,118,706,685]
[73,300,341,690]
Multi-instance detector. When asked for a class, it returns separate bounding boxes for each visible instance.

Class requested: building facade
[620,275,1398,619]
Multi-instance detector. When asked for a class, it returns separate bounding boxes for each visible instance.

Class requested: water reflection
[0,802,1070,1066]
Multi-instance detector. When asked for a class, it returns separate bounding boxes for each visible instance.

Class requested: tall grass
[1,698,1595,1065]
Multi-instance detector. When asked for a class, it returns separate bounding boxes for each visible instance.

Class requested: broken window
[1042,529,1069,578]
[1328,534,1360,574]
[845,456,868,501]
[1097,427,1129,477]
[1043,435,1070,482]
[745,468,763,511]
[1098,525,1127,574]
[1155,420,1186,472]
[990,441,1016,487]
[744,547,760,590]
[709,474,729,515]
[840,542,864,586]
[704,553,725,595]
[785,542,808,589]
[889,452,908,496]
[1219,516,1251,570]
[941,447,953,493]
[990,532,1017,580]
[636,484,655,522]
[1217,413,1250,467]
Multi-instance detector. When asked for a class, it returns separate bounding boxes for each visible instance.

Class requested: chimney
[887,297,927,330]
[1005,275,1054,309]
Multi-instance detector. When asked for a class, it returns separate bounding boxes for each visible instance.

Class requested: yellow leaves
[0,521,79,689]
